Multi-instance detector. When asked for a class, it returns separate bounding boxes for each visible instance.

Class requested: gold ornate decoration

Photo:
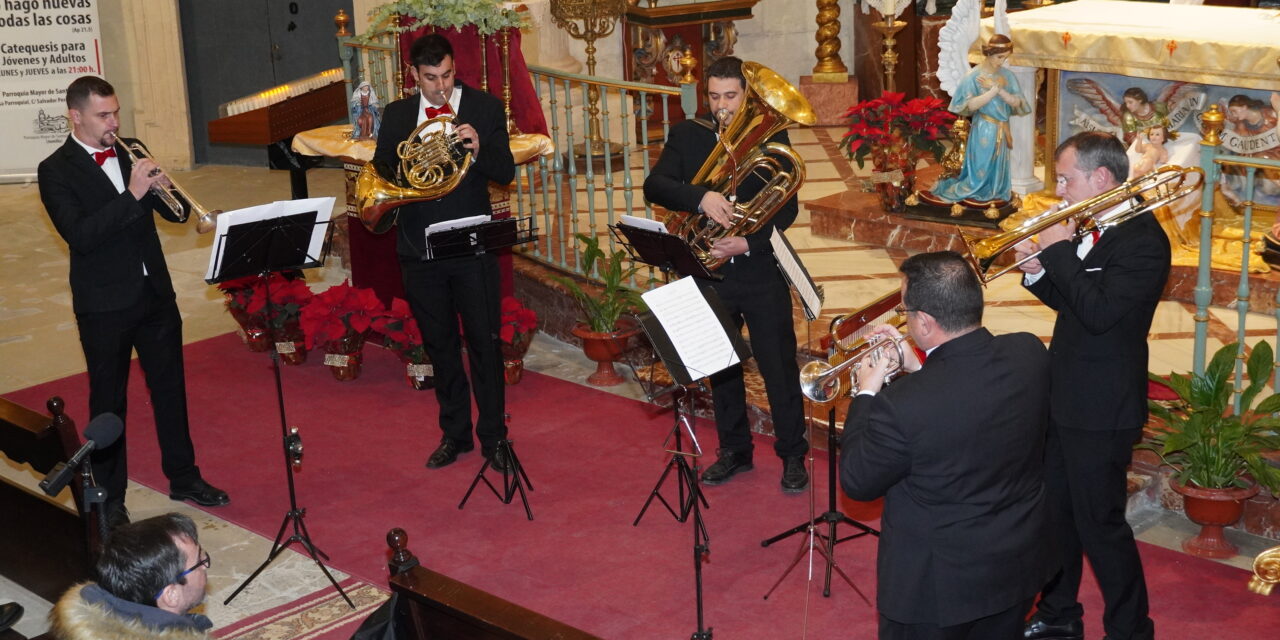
[871,13,907,93]
[678,47,697,85]
[705,21,738,66]
[551,0,628,155]
[812,0,848,82]
[1201,104,1225,147]
[1249,544,1280,595]
[334,9,351,37]
[631,25,666,84]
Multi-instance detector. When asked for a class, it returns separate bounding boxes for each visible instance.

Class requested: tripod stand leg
[634,457,684,525]
[762,530,812,600]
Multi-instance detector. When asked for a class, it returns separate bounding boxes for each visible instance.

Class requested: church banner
[0,0,100,181]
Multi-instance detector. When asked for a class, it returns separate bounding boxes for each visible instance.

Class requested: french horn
[355,114,474,234]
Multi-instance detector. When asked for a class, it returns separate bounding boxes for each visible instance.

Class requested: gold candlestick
[551,0,627,157]
[871,13,907,94]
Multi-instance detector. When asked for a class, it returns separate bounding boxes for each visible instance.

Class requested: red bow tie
[1090,229,1101,244]
[93,147,116,166]
[424,103,453,119]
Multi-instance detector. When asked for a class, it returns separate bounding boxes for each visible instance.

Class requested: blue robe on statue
[931,66,1030,203]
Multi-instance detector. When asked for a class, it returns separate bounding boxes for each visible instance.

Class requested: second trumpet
[110,133,220,234]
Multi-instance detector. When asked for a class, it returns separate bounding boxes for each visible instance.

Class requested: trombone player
[643,56,809,493]
[38,76,229,529]
[1017,131,1165,640]
[840,251,1053,639]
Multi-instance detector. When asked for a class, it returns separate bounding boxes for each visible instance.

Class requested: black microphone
[39,413,123,497]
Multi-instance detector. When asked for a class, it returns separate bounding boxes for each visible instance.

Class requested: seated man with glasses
[51,512,214,640]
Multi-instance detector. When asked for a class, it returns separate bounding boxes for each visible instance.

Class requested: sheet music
[424,214,490,258]
[204,197,335,280]
[770,228,824,321]
[619,214,667,234]
[641,276,740,379]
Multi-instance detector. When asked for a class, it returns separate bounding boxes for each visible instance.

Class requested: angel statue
[349,80,382,141]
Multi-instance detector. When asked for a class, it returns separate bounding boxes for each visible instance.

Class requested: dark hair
[1122,87,1150,106]
[66,76,114,110]
[899,251,983,333]
[1227,94,1264,112]
[981,34,1012,56]
[705,56,745,88]
[1057,131,1128,187]
[95,513,199,606]
[408,33,453,68]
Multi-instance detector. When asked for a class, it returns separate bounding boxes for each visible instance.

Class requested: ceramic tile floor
[2,127,1275,635]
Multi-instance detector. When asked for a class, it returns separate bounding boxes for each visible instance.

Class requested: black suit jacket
[642,116,799,260]
[841,329,1054,627]
[38,136,177,314]
[1025,211,1171,431]
[373,83,515,260]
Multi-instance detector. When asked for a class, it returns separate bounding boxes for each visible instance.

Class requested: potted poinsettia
[217,274,272,352]
[841,92,955,212]
[499,296,538,385]
[371,297,434,390]
[299,281,384,381]
[221,273,313,364]
[1145,341,1280,558]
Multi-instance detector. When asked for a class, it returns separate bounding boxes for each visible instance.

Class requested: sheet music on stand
[205,197,335,283]
[425,215,537,260]
[770,227,824,321]
[611,215,719,281]
[639,276,749,386]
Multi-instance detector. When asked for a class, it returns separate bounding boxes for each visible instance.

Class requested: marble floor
[1,126,1275,637]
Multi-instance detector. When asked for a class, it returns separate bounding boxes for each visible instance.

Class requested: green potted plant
[1145,341,1280,558]
[552,233,647,386]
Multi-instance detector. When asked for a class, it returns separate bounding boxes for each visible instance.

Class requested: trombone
[108,133,220,234]
[960,165,1203,283]
[800,314,909,404]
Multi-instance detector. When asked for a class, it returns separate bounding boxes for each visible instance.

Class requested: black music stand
[440,217,540,519]
[207,207,353,608]
[630,280,750,640]
[610,222,721,282]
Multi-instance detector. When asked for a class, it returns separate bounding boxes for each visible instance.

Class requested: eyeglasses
[154,549,210,600]
[894,304,917,316]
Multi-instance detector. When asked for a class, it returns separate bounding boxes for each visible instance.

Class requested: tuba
[961,165,1204,284]
[665,62,817,270]
[355,115,474,234]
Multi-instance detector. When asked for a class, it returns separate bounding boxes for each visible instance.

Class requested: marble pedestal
[799,76,858,126]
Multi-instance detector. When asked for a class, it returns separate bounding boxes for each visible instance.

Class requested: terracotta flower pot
[571,319,640,387]
[1172,480,1261,558]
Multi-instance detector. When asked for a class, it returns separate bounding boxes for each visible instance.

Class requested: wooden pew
[0,396,96,603]
[384,529,601,640]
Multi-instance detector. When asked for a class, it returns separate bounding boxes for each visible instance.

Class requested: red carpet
[8,333,1276,638]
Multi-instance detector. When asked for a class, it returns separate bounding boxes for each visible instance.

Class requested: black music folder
[612,217,719,281]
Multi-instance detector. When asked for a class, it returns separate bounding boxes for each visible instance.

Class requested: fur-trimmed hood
[51,583,213,640]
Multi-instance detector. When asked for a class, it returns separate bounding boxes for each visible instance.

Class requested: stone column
[107,0,193,169]
[1008,63,1042,195]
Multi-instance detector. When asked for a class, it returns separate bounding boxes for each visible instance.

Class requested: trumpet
[960,165,1203,283]
[800,317,909,403]
[109,133,219,234]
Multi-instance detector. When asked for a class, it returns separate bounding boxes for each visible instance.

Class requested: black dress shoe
[1024,617,1083,640]
[701,449,753,485]
[169,479,230,507]
[104,503,131,531]
[426,439,474,469]
[483,446,511,472]
[0,601,24,633]
[781,455,809,493]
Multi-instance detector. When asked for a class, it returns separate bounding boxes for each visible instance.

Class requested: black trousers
[879,597,1034,640]
[1036,424,1154,640]
[76,281,200,511]
[401,253,506,448]
[706,254,806,460]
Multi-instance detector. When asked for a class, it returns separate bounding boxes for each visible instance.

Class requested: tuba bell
[960,165,1204,284]
[664,62,817,270]
[355,114,474,234]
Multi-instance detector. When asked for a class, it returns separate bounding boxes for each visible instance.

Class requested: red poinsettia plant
[841,92,956,171]
[298,280,385,350]
[500,296,538,360]
[371,297,428,363]
[216,273,313,330]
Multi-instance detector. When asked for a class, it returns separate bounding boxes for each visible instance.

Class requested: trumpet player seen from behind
[1018,132,1166,640]
[38,76,229,531]
[840,251,1054,640]
[642,56,810,493]
[373,33,515,471]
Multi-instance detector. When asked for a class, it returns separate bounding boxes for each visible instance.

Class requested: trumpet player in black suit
[372,34,515,470]
[38,76,229,529]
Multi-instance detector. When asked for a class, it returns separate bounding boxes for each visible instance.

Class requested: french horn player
[370,34,516,472]
[643,56,816,494]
